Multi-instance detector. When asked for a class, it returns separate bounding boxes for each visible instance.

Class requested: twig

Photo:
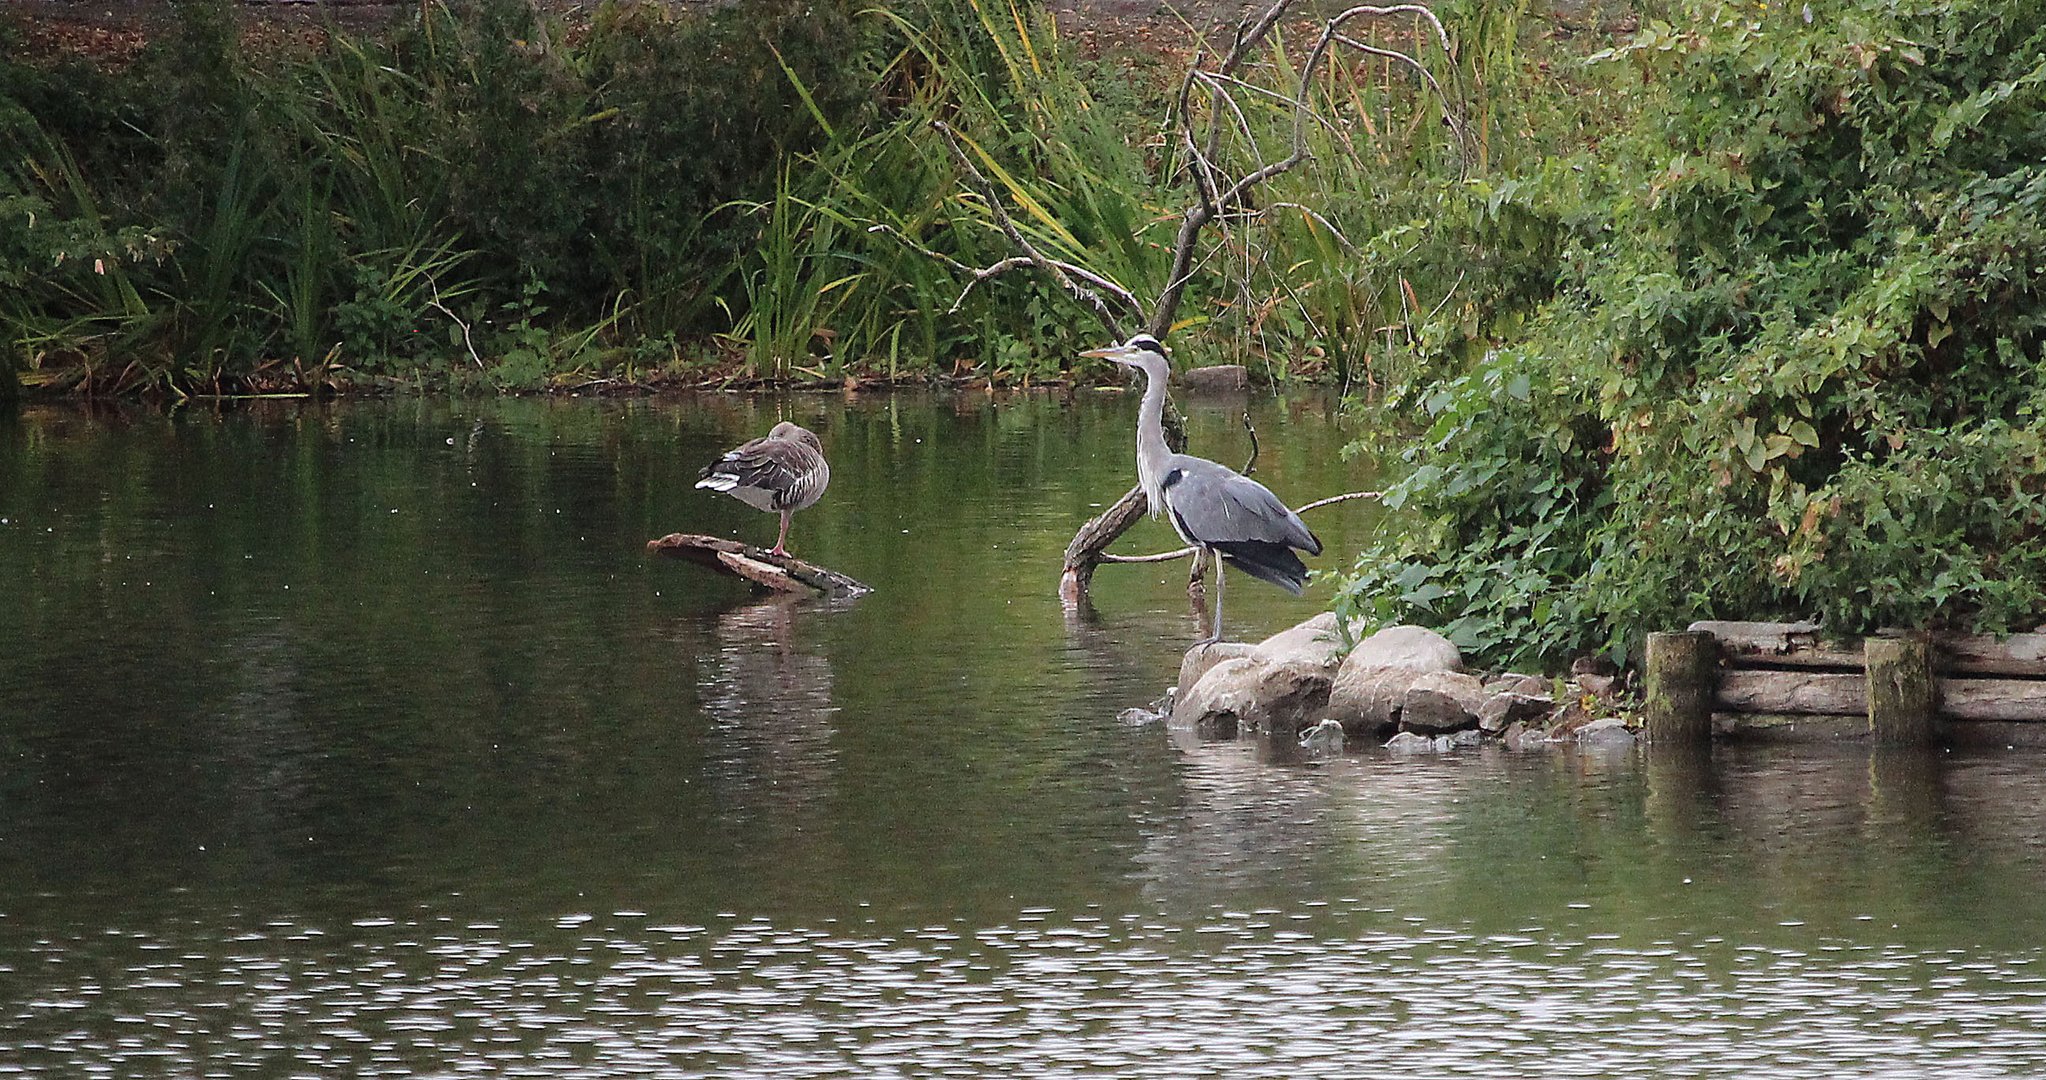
[425,277,482,369]
[1264,202,1360,254]
[1331,32,1470,168]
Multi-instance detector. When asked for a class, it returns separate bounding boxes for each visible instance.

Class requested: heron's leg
[1211,549,1226,642]
[1193,548,1225,646]
[771,510,791,557]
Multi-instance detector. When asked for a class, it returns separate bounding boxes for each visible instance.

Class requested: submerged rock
[1573,716,1637,747]
[1117,689,1174,726]
[1502,721,1551,751]
[1384,731,1441,754]
[1298,717,1345,754]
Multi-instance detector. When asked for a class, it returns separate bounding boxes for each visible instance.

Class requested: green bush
[1337,0,2046,668]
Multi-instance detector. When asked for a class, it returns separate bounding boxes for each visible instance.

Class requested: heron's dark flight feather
[1211,540,1311,594]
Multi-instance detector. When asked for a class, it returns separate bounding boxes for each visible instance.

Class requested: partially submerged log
[1689,620,2046,677]
[1687,619,2046,729]
[647,533,871,598]
[1715,669,2046,721]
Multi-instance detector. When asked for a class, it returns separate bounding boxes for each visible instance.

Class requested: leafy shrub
[1338,0,2046,668]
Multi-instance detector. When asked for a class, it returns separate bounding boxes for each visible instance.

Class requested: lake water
[3,393,2045,1077]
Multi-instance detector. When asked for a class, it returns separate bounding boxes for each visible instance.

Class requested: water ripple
[5,908,2046,1077]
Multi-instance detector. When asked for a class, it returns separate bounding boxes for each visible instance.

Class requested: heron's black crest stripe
[1125,333,1168,360]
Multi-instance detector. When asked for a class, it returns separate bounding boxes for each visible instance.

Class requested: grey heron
[695,421,830,557]
[1082,334,1322,645]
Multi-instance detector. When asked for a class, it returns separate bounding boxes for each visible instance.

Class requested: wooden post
[1644,631,1716,744]
[1866,636,1936,745]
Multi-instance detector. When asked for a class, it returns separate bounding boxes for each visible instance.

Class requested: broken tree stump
[647,533,871,598]
[1644,630,1717,744]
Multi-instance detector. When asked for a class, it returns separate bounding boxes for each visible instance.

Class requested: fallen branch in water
[647,533,872,597]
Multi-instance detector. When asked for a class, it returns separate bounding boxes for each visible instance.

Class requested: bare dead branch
[930,121,1144,334]
[1149,4,1467,338]
[425,276,482,369]
[1297,489,1382,513]
[867,225,1143,318]
[1100,546,1198,564]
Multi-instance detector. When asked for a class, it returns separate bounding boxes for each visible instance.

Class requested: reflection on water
[3,398,2046,1076]
[696,599,845,833]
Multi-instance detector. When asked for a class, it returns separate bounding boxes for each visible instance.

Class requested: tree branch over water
[1095,489,1382,566]
[868,0,1462,603]
[1056,0,1463,604]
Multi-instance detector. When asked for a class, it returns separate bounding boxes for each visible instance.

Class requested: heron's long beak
[1080,345,1136,362]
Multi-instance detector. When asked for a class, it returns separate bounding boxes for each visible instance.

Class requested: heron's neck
[1136,364,1171,515]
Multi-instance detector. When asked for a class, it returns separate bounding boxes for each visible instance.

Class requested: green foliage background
[1336,0,2046,666]
[0,0,884,392]
[0,0,1544,392]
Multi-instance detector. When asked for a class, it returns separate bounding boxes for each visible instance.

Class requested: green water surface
[2,394,2043,1077]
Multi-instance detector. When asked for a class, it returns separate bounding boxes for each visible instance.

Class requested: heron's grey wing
[1160,456,1322,555]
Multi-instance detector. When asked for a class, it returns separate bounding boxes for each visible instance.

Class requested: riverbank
[2,0,1625,397]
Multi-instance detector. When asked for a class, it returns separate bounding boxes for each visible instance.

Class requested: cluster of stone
[1163,615,1637,752]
